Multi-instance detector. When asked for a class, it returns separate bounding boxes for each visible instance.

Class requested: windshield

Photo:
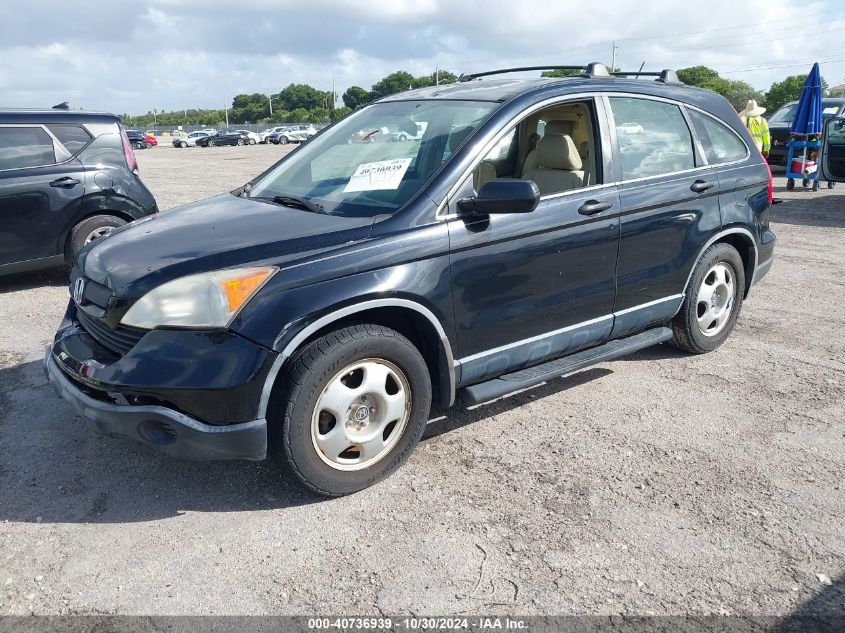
[249,99,498,217]
[769,104,798,123]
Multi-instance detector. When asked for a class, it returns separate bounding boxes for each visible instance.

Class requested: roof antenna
[634,62,645,79]
[52,101,69,110]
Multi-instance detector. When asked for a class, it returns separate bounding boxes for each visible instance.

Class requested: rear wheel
[237,138,244,146]
[670,243,745,354]
[279,136,289,145]
[249,138,256,145]
[275,324,431,496]
[66,215,126,264]
[207,140,215,147]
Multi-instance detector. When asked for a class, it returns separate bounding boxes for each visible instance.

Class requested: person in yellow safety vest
[739,99,770,157]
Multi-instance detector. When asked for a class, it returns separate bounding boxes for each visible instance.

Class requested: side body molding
[256,298,456,419]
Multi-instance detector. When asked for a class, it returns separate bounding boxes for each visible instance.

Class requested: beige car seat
[522,134,584,195]
[520,120,575,176]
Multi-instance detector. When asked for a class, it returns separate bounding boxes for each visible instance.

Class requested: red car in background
[144,134,157,147]
[125,130,157,149]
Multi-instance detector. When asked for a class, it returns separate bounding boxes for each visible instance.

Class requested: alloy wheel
[83,226,115,245]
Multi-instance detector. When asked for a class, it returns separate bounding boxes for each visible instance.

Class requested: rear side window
[609,97,697,180]
[687,110,747,164]
[0,127,56,171]
[47,124,92,155]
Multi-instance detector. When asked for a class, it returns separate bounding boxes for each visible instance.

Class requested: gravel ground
[0,145,842,618]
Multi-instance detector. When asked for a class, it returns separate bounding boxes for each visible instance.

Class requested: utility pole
[436,66,439,85]
[224,98,229,128]
[267,90,273,116]
[153,109,157,127]
[611,41,618,72]
[331,77,336,109]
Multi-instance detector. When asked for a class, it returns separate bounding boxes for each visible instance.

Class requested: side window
[483,127,516,162]
[687,110,747,164]
[0,127,56,171]
[47,125,92,155]
[609,97,697,179]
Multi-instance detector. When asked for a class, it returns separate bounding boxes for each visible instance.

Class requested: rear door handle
[578,200,613,216]
[690,179,715,193]
[49,177,80,188]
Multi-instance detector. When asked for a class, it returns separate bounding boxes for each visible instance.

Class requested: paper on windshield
[344,158,412,192]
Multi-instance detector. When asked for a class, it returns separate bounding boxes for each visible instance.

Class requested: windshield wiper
[251,194,325,214]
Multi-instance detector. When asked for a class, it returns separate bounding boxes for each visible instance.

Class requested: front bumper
[44,301,278,461]
[45,350,267,461]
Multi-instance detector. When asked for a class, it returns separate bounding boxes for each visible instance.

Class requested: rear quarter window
[687,110,748,164]
[47,124,92,155]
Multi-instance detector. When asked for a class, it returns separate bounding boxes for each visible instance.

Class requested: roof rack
[459,62,610,82]
[458,64,683,85]
[610,69,683,84]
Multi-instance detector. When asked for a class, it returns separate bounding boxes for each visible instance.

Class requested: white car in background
[236,129,261,145]
[617,122,644,135]
[172,130,212,148]
[262,125,318,144]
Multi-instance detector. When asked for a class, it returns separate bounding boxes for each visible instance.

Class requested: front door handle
[690,179,715,193]
[49,177,80,188]
[578,200,613,216]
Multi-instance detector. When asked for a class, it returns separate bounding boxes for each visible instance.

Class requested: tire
[207,140,215,147]
[279,136,289,145]
[237,138,244,146]
[275,324,432,497]
[670,242,745,355]
[786,178,795,190]
[66,215,126,264]
[399,134,407,142]
[145,142,152,149]
[249,138,256,145]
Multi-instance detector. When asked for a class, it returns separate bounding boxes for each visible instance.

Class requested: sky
[2,0,845,115]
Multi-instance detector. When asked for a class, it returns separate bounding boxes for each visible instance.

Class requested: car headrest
[544,120,575,137]
[537,134,583,171]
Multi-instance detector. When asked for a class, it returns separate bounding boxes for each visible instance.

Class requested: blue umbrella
[789,62,823,136]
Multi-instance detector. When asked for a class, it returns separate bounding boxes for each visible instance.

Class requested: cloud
[0,0,843,114]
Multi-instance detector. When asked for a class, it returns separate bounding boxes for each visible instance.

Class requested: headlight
[121,266,276,329]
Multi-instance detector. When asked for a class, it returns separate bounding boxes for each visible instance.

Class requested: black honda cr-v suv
[46,64,775,496]
[0,109,157,276]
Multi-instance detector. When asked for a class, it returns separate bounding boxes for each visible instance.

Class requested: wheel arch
[257,299,456,421]
[683,227,758,299]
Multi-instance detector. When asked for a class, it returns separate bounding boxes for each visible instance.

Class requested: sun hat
[739,99,766,117]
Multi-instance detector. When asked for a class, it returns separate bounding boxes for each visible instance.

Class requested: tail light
[120,127,139,174]
[763,155,773,205]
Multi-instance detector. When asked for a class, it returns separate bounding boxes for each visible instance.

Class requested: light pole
[268,90,273,117]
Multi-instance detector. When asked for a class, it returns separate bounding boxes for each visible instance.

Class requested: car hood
[78,193,375,298]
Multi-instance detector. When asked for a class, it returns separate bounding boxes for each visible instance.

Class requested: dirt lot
[0,145,843,618]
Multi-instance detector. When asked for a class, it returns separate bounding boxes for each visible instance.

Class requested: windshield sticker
[344,158,412,192]
[823,106,840,115]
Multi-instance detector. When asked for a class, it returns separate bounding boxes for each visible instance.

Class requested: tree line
[121,65,826,128]
[122,70,459,128]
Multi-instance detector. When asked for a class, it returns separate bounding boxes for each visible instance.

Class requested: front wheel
[279,136,289,145]
[237,138,244,146]
[249,138,256,145]
[670,243,745,354]
[207,140,215,147]
[275,324,432,496]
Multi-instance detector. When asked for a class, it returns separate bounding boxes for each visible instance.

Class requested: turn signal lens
[219,269,274,313]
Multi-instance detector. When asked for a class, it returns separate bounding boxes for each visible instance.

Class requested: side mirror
[457,178,541,215]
